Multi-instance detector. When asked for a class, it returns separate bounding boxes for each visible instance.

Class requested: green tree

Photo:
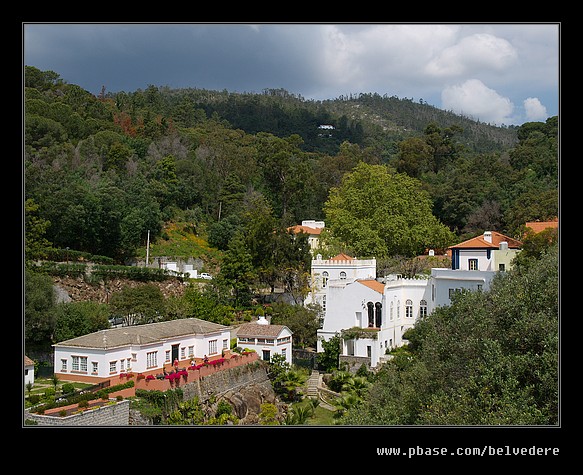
[318,335,342,373]
[324,162,456,258]
[270,302,321,348]
[25,270,57,346]
[109,284,166,325]
[53,301,111,342]
[25,198,53,262]
[217,232,256,308]
[340,243,558,425]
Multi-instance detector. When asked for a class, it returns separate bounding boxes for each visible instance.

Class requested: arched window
[406,299,413,318]
[419,299,428,318]
[339,271,347,280]
[322,271,329,288]
[367,302,374,327]
[375,302,382,327]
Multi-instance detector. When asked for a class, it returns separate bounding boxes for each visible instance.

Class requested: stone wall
[25,400,130,426]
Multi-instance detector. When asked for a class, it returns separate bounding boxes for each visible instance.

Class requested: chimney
[499,241,508,250]
[483,231,492,243]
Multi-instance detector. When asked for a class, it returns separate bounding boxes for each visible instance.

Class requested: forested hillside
[24,65,558,266]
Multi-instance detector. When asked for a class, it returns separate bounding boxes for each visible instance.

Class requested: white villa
[53,318,232,383]
[316,231,522,369]
[305,252,377,313]
[235,316,293,365]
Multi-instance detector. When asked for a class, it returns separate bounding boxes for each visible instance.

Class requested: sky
[23,23,560,126]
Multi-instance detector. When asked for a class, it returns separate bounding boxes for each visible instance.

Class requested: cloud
[441,79,514,125]
[523,97,548,121]
[425,33,518,77]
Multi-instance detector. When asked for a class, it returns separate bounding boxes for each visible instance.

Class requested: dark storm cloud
[24,23,559,125]
[24,24,324,96]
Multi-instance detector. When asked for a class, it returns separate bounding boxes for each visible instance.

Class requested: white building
[316,231,519,369]
[24,355,35,388]
[306,253,377,311]
[236,316,293,365]
[53,318,232,383]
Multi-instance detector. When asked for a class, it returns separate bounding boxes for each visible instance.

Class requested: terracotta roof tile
[357,279,385,294]
[449,231,522,250]
[24,355,34,366]
[525,218,558,234]
[288,225,323,235]
[330,253,355,261]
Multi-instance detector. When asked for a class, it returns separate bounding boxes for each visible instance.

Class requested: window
[322,295,326,312]
[223,339,228,349]
[390,301,394,320]
[165,350,171,362]
[120,359,125,371]
[72,356,87,372]
[322,271,329,288]
[262,349,271,361]
[61,359,67,372]
[397,301,400,319]
[281,348,287,360]
[367,346,371,358]
[109,361,117,374]
[367,302,374,327]
[339,271,346,280]
[498,263,505,272]
[419,300,428,318]
[449,288,462,298]
[405,299,413,318]
[469,259,478,270]
[375,302,382,327]
[92,362,98,374]
[181,347,186,359]
[131,353,137,361]
[147,351,158,368]
[209,339,218,355]
[188,345,194,357]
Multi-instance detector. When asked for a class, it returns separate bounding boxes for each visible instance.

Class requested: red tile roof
[357,279,385,294]
[330,253,355,261]
[450,231,522,250]
[525,218,558,234]
[288,225,323,235]
[24,355,34,366]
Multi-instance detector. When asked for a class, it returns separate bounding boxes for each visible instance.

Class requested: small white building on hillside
[236,317,293,365]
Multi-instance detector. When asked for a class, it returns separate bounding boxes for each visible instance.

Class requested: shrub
[78,400,89,409]
[61,383,75,395]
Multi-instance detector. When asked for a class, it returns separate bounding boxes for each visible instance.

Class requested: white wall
[54,329,232,379]
[317,280,383,352]
[24,364,35,387]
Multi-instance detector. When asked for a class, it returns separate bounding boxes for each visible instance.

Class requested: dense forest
[24,66,557,265]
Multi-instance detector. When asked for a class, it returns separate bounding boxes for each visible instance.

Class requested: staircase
[307,369,320,397]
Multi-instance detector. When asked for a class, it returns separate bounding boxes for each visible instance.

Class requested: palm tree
[51,374,60,392]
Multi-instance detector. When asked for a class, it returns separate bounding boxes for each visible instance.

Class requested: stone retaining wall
[25,399,130,426]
